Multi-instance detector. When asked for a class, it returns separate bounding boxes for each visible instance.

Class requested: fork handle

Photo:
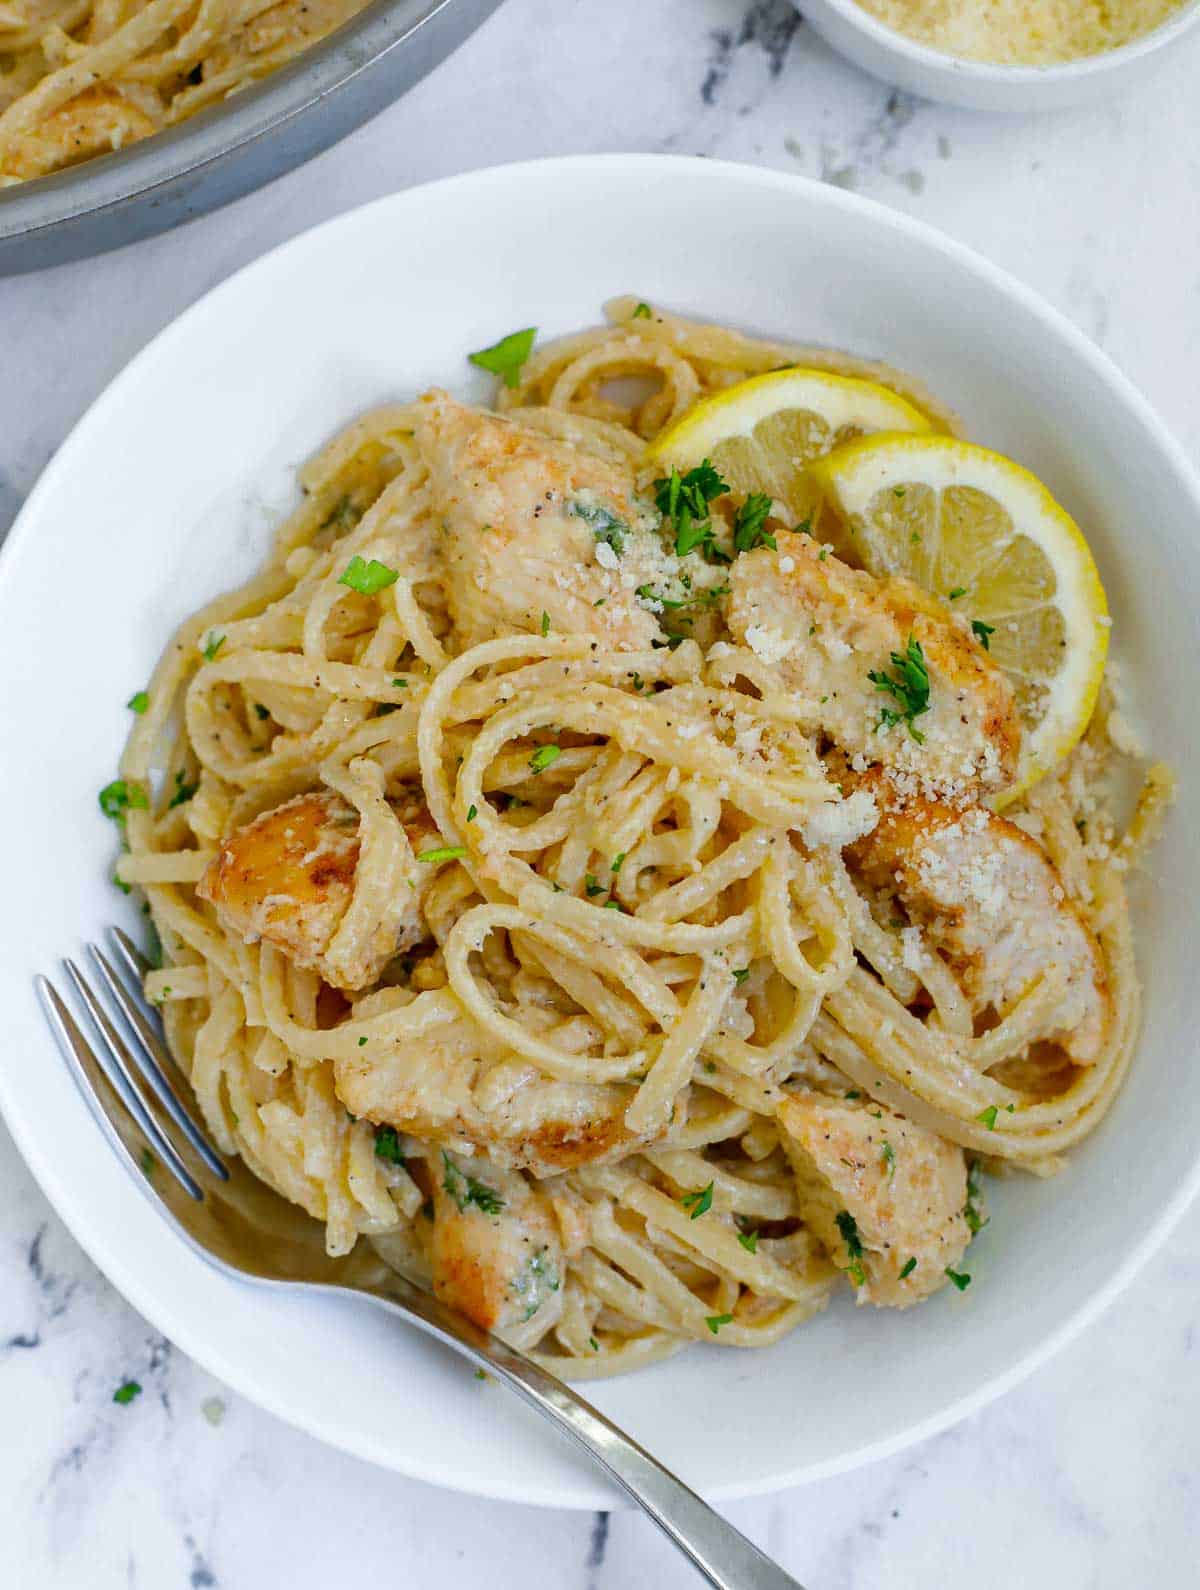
[358,1278,806,1589]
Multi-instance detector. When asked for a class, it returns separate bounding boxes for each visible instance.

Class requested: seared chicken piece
[429,1149,564,1342]
[197,790,435,992]
[335,1026,661,1177]
[847,770,1110,1063]
[417,391,675,650]
[778,1091,970,1306]
[1,89,156,182]
[728,529,1021,800]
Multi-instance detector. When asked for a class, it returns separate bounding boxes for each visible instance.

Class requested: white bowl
[796,0,1200,110]
[0,155,1196,1509]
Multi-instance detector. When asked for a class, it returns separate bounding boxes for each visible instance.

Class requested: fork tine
[87,944,228,1180]
[38,974,205,1203]
[60,959,204,1201]
[109,924,152,988]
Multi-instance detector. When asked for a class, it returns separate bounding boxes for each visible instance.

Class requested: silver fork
[37,929,807,1590]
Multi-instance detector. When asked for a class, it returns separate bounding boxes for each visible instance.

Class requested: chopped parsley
[945,1267,972,1292]
[374,1126,405,1165]
[442,1151,505,1215]
[975,1104,999,1130]
[899,1257,917,1280]
[338,555,399,595]
[589,1335,600,1351]
[254,703,271,719]
[881,1140,895,1178]
[584,874,604,897]
[835,1209,867,1287]
[737,1228,759,1254]
[947,586,967,600]
[681,1181,714,1220]
[971,618,996,651]
[610,853,626,873]
[468,326,536,389]
[632,302,652,319]
[168,770,198,809]
[391,678,408,689]
[705,1313,734,1335]
[99,779,148,821]
[512,1247,560,1320]
[568,498,627,555]
[417,845,466,863]
[964,1160,988,1235]
[732,492,776,554]
[321,495,361,532]
[112,1380,142,1406]
[529,744,561,774]
[732,967,750,985]
[127,690,149,714]
[540,611,551,637]
[202,632,225,661]
[636,582,685,609]
[844,1089,862,1100]
[653,460,730,562]
[466,804,478,823]
[602,898,625,912]
[868,635,930,743]
[357,1036,367,1047]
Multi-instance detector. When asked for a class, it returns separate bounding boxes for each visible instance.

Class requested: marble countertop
[3,1,1200,1584]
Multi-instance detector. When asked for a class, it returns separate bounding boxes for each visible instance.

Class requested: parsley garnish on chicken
[868,635,931,742]
[653,459,731,561]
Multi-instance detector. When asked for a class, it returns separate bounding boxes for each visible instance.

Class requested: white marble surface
[3,2,1200,1585]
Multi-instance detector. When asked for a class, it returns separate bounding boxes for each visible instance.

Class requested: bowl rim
[3,152,1199,1508]
[798,0,1200,83]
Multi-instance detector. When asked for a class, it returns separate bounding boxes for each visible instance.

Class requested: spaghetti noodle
[0,0,368,183]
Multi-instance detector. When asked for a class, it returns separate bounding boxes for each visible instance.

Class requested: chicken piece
[197,790,434,992]
[727,529,1021,800]
[417,391,676,650]
[847,770,1109,1062]
[1,88,156,182]
[335,1024,663,1178]
[428,1149,564,1343]
[777,1091,970,1307]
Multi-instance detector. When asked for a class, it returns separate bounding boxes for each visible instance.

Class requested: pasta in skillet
[0,0,368,184]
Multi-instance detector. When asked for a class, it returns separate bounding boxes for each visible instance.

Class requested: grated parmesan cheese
[744,624,793,664]
[803,789,879,850]
[852,0,1183,63]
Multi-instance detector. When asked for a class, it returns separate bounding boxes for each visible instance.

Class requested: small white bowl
[797,0,1200,110]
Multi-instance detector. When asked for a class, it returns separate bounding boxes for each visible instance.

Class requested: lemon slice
[809,433,1110,799]
[646,368,934,527]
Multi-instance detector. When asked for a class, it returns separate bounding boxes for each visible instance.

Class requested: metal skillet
[0,0,501,274]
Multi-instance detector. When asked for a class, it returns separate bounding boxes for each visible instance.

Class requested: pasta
[111,298,1168,1378]
[0,0,368,183]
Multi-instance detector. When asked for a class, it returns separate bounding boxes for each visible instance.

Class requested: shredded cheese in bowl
[851,0,1186,63]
